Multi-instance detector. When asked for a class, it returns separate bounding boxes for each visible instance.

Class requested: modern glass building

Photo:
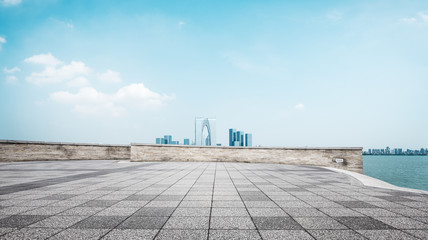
[183,139,190,145]
[245,133,252,147]
[229,128,252,147]
[155,135,186,145]
[195,117,216,146]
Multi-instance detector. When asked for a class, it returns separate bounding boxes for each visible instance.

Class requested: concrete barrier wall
[0,140,130,162]
[131,144,363,173]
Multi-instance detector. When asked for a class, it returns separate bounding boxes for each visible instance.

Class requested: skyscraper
[183,139,190,145]
[229,128,252,147]
[245,133,252,147]
[195,117,216,146]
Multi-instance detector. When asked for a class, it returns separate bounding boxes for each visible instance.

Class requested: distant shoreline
[363,154,428,156]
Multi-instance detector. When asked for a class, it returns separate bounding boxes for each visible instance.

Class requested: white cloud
[25,53,91,85]
[1,0,21,6]
[401,17,417,24]
[420,13,428,23]
[97,69,122,83]
[5,75,18,84]
[0,36,5,50]
[25,53,63,67]
[3,66,20,74]
[50,83,174,116]
[295,103,305,110]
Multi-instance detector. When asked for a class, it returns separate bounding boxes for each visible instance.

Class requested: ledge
[131,143,362,151]
[0,139,130,147]
[324,167,428,195]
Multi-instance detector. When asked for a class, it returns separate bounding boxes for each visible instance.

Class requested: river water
[363,155,428,191]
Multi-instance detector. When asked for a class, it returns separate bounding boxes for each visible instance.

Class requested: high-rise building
[183,139,190,145]
[195,117,216,146]
[164,135,172,144]
[245,133,252,147]
[229,128,252,147]
[155,135,186,145]
[156,138,162,144]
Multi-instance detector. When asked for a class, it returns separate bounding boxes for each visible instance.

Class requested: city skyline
[1,1,428,149]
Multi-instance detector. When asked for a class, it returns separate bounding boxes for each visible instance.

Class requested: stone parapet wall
[131,144,363,173]
[0,140,130,162]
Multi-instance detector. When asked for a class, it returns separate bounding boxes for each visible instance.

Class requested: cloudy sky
[1,0,427,149]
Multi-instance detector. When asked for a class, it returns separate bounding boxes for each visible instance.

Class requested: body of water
[363,155,428,191]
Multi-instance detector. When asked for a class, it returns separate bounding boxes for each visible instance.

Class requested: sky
[0,0,427,149]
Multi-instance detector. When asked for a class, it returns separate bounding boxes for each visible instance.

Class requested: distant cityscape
[363,147,428,155]
[155,117,253,147]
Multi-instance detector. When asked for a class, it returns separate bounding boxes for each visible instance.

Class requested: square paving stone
[0,215,47,228]
[259,230,314,240]
[212,201,245,208]
[58,207,104,216]
[29,215,87,228]
[210,217,256,230]
[354,208,399,217]
[248,207,288,217]
[319,207,364,217]
[80,200,119,207]
[95,207,139,216]
[172,207,211,217]
[1,227,61,240]
[376,217,428,229]
[163,216,209,229]
[102,229,158,239]
[154,195,185,201]
[335,217,394,230]
[211,208,249,217]
[208,230,261,240]
[357,230,419,240]
[294,217,348,230]
[308,230,365,240]
[117,216,168,229]
[404,230,428,239]
[145,201,180,208]
[134,207,176,217]
[282,208,327,217]
[179,201,212,208]
[244,201,277,208]
[156,229,208,240]
[241,195,271,201]
[71,216,126,229]
[336,201,377,208]
[253,217,302,230]
[49,228,110,240]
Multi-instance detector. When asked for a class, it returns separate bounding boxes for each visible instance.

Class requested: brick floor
[0,160,427,239]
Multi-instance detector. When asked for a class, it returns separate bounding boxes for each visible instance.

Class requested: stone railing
[0,140,130,162]
[0,140,363,173]
[131,144,363,173]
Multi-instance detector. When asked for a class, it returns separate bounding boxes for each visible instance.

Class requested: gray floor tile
[163,217,209,229]
[102,229,158,240]
[210,217,256,230]
[211,208,249,217]
[134,207,176,216]
[0,215,47,228]
[117,216,168,229]
[309,230,366,239]
[357,230,419,240]
[156,229,208,240]
[294,217,348,230]
[259,230,314,240]
[49,228,110,240]
[335,217,394,230]
[253,217,303,230]
[0,227,61,240]
[71,216,126,229]
[208,230,261,240]
[173,207,211,217]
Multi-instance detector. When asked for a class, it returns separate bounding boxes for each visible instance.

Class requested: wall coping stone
[131,143,362,151]
[0,140,130,147]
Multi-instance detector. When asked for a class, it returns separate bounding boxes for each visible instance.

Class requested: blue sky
[1,0,427,149]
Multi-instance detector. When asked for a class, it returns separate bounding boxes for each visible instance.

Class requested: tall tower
[195,117,216,146]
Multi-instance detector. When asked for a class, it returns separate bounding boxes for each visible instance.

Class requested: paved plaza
[0,160,427,239]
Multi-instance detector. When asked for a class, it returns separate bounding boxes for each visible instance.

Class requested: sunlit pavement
[0,161,427,239]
